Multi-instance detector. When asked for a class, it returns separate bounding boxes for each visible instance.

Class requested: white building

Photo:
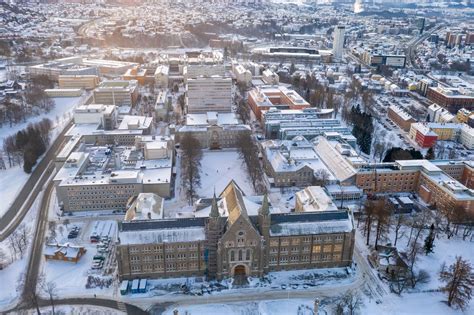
[186,76,232,114]
[262,69,279,85]
[333,25,345,60]
[73,104,118,130]
[233,64,252,86]
[460,124,474,149]
[154,65,169,88]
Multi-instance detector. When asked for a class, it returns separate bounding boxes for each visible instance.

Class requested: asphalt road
[5,166,147,315]
[0,120,72,241]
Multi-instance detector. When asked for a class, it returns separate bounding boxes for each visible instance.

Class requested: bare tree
[41,280,58,315]
[439,256,474,310]
[391,213,406,247]
[341,290,363,315]
[410,269,430,289]
[63,218,70,230]
[236,133,264,193]
[373,198,390,249]
[314,169,330,187]
[17,272,43,315]
[180,133,203,205]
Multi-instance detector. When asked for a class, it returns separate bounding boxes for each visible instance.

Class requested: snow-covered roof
[270,219,353,237]
[119,227,205,245]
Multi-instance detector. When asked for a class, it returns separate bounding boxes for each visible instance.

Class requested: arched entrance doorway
[233,264,248,286]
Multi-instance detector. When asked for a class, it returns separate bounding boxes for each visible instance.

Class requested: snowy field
[163,299,316,315]
[0,190,43,310]
[356,221,474,315]
[39,214,118,300]
[25,305,125,315]
[0,96,82,218]
[198,150,255,197]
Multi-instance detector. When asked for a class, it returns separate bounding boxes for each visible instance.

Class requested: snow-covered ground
[0,96,82,218]
[163,299,316,315]
[25,305,125,315]
[356,219,474,315]
[39,216,118,300]
[123,267,354,300]
[0,189,43,310]
[198,150,255,197]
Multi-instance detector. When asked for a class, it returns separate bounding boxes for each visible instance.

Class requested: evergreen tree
[423,224,435,255]
[425,147,435,160]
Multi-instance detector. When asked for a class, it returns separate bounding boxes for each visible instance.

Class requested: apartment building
[186,76,232,114]
[117,181,355,280]
[154,65,169,88]
[460,124,474,149]
[58,75,100,90]
[457,108,473,124]
[387,105,415,132]
[233,64,252,86]
[262,69,279,85]
[409,123,438,148]
[248,86,310,120]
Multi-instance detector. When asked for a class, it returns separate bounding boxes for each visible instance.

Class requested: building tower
[257,194,271,274]
[205,193,223,280]
[333,25,346,61]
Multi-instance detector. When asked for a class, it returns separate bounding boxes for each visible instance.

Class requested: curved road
[0,120,73,241]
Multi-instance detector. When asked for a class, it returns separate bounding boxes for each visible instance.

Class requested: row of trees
[236,133,264,193]
[2,118,52,173]
[0,75,55,128]
[180,133,203,205]
[348,104,373,155]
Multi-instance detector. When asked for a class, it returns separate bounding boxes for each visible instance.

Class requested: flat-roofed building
[58,75,100,90]
[356,160,474,215]
[427,86,474,112]
[248,86,310,120]
[122,66,147,85]
[409,123,438,148]
[93,80,138,107]
[460,124,474,149]
[44,88,83,97]
[73,104,117,130]
[186,76,232,114]
[387,105,415,132]
[54,136,174,212]
[154,65,169,88]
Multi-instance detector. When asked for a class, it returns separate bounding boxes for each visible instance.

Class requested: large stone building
[117,181,355,281]
[176,112,250,149]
